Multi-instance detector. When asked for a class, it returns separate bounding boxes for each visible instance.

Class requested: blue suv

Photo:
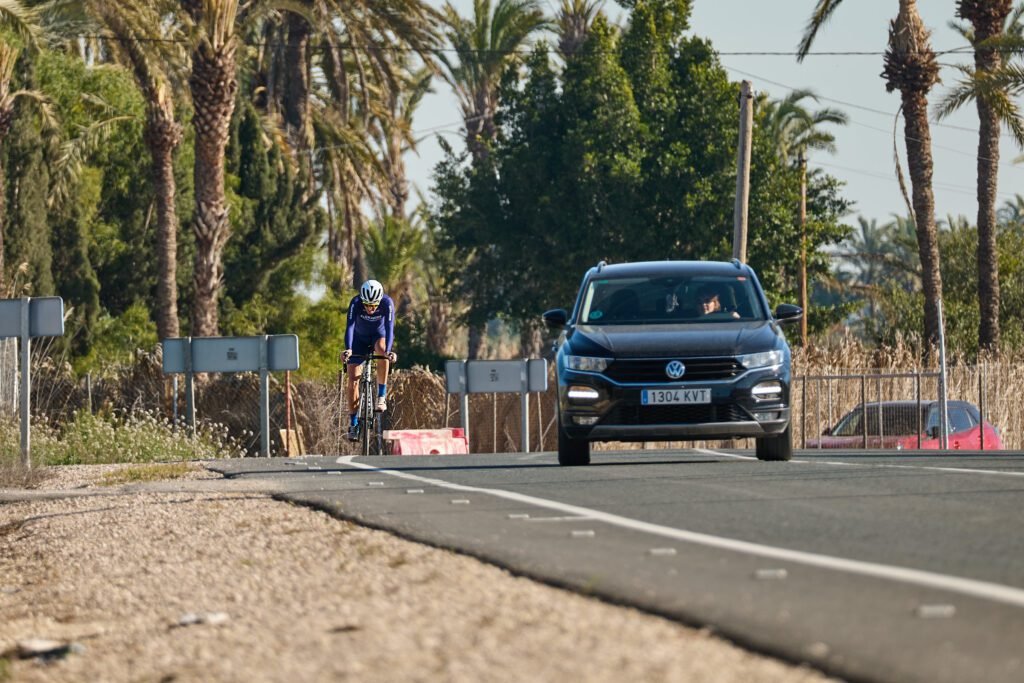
[542,260,802,465]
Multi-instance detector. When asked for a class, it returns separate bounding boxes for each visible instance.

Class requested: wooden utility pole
[733,80,754,263]
[799,150,808,346]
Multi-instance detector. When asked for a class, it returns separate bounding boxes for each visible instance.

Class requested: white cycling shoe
[376,397,387,412]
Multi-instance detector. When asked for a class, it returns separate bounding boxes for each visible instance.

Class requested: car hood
[567,321,781,357]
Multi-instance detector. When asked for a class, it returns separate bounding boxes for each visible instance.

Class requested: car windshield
[830,403,927,437]
[578,275,767,325]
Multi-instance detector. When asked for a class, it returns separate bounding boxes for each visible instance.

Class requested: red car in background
[806,400,1003,450]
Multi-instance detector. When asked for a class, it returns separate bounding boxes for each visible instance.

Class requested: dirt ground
[0,462,833,682]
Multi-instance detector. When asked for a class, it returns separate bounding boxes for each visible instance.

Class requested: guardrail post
[521,362,530,453]
[184,337,196,437]
[19,298,30,467]
[259,335,270,457]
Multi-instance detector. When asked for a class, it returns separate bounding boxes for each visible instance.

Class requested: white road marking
[693,447,1024,479]
[525,516,594,522]
[337,455,1024,609]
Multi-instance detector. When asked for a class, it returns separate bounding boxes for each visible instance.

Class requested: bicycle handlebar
[342,352,396,374]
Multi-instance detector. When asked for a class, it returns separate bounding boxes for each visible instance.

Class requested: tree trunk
[883,0,943,349]
[961,0,1011,353]
[284,14,310,158]
[0,144,5,291]
[0,105,12,290]
[902,94,943,348]
[146,107,183,340]
[467,323,486,360]
[519,323,543,358]
[427,297,449,356]
[189,35,238,337]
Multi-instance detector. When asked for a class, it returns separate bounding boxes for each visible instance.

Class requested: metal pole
[19,298,30,468]
[461,391,470,452]
[86,372,93,414]
[260,335,270,457]
[732,80,753,263]
[185,337,196,437]
[876,373,883,444]
[937,299,949,449]
[798,150,808,346]
[285,369,292,455]
[800,374,807,449]
[173,375,179,429]
[493,392,497,453]
[916,370,922,449]
[861,375,867,450]
[979,361,986,450]
[521,364,530,453]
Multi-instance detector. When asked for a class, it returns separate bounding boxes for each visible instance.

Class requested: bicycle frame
[348,354,388,456]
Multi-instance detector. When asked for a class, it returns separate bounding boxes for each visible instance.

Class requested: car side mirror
[926,425,940,439]
[543,308,569,328]
[774,304,803,325]
[822,426,832,435]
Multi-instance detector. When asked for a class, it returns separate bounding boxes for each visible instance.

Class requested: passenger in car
[696,284,740,319]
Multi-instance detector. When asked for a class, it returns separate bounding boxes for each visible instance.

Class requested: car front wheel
[755,424,793,461]
[557,416,591,466]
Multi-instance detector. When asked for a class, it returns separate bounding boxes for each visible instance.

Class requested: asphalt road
[210,449,1024,683]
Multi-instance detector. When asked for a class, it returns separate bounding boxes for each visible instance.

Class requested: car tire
[755,424,793,461]
[557,416,591,466]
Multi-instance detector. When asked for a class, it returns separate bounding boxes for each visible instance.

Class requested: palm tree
[800,0,944,350]
[439,0,549,165]
[935,1,1024,354]
[0,0,43,287]
[183,0,239,337]
[81,1,188,340]
[556,0,603,59]
[759,89,847,346]
[439,0,547,357]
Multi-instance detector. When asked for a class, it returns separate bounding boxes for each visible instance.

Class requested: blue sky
[406,0,1024,228]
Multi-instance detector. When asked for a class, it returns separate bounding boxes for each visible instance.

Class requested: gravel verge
[0,462,833,682]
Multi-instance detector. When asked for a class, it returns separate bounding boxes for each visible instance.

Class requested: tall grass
[0,409,245,470]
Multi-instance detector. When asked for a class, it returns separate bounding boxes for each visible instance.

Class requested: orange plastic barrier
[383,428,470,456]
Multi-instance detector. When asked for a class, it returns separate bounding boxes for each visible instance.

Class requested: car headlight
[565,355,611,372]
[737,350,783,369]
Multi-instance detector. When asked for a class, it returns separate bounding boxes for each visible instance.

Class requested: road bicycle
[344,353,391,456]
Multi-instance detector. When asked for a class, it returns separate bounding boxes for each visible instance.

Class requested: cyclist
[342,279,397,441]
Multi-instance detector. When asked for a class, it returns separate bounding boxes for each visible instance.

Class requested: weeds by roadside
[0,410,245,486]
[98,463,194,487]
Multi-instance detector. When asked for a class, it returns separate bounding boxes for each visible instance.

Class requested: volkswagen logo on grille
[665,360,685,379]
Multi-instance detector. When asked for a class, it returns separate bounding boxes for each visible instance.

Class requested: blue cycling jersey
[345,294,395,354]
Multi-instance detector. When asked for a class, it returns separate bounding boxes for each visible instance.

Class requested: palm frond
[797,0,845,62]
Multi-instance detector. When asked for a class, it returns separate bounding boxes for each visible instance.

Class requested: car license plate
[642,388,711,405]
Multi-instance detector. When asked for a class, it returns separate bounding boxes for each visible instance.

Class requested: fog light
[753,411,781,422]
[568,385,600,402]
[573,415,600,426]
[752,381,783,400]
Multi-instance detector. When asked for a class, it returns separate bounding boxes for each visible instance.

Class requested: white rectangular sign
[0,297,65,338]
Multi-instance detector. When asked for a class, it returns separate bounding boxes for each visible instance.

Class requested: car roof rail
[730,258,743,269]
[596,260,607,272]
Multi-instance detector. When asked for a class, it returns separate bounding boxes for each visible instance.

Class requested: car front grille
[602,403,750,426]
[603,357,744,383]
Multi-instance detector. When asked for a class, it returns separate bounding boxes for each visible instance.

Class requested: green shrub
[0,410,244,467]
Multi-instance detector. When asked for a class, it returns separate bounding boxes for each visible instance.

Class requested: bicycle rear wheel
[360,360,376,456]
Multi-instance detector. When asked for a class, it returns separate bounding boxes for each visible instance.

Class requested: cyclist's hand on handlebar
[342,349,352,362]
[387,351,397,364]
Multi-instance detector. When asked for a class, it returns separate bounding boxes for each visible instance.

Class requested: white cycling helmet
[360,279,384,305]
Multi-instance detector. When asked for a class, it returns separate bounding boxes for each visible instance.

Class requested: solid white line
[794,458,1024,478]
[336,455,1024,609]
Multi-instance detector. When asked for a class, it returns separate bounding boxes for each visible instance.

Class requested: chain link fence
[5,347,1021,456]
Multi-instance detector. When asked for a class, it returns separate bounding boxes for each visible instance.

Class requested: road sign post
[445,359,548,453]
[0,297,66,468]
[163,335,299,457]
